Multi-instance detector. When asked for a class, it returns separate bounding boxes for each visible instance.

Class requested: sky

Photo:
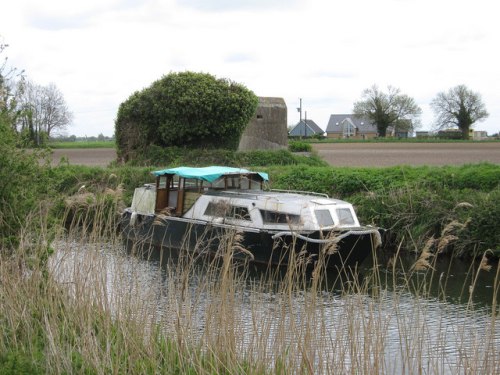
[1,0,499,137]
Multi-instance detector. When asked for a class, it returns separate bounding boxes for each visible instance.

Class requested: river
[50,238,499,374]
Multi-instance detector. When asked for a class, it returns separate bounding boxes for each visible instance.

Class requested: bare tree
[16,80,73,145]
[431,85,488,139]
[353,85,422,137]
[42,83,73,138]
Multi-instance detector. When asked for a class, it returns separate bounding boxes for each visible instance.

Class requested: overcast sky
[2,0,499,137]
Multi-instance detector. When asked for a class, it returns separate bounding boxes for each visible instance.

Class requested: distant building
[326,114,379,139]
[325,114,413,138]
[437,129,463,139]
[473,130,488,140]
[288,119,324,138]
[238,97,288,151]
[416,131,431,138]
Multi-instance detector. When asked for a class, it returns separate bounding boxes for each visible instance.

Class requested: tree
[0,43,46,251]
[431,85,488,140]
[16,80,73,145]
[0,41,23,131]
[353,85,422,137]
[115,71,258,161]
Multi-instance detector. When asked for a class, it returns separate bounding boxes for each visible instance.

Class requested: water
[50,239,500,374]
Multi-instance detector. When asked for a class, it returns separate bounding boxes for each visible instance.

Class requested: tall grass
[1,197,499,374]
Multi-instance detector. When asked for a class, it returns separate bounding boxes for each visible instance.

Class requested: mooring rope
[272,228,382,247]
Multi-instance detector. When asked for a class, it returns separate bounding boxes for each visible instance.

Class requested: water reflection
[51,239,500,374]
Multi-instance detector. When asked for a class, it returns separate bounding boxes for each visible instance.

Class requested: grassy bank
[39,161,500,259]
[265,163,500,257]
[2,141,499,257]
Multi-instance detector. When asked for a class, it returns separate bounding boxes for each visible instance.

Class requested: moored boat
[121,166,382,270]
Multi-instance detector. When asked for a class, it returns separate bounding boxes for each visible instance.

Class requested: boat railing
[270,189,329,198]
[216,190,261,199]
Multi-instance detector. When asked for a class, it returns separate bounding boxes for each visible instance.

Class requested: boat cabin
[128,166,364,232]
[152,166,268,216]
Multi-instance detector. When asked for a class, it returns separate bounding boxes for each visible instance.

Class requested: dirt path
[312,142,500,167]
[50,148,117,167]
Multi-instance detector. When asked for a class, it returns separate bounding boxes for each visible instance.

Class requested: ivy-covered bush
[115,72,258,162]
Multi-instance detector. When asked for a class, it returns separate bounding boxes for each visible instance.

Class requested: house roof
[289,119,324,136]
[326,114,377,134]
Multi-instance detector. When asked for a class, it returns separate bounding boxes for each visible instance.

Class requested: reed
[1,200,499,374]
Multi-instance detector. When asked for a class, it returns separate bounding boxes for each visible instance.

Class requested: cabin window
[204,202,251,221]
[314,209,335,227]
[231,206,251,221]
[211,178,225,189]
[249,177,262,190]
[260,210,300,224]
[158,176,167,189]
[336,208,355,225]
[226,177,239,189]
[240,176,250,190]
[184,178,201,190]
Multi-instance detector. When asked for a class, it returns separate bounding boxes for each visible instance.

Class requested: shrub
[288,141,312,152]
[115,72,258,161]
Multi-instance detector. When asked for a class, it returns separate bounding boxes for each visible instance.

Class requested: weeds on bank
[1,195,499,374]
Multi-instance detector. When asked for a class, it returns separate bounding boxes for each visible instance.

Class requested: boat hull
[120,210,379,271]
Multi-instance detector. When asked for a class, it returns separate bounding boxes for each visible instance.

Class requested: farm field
[312,142,500,167]
[48,142,500,167]
[50,147,117,167]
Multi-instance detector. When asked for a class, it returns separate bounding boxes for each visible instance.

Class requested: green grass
[41,162,500,259]
[48,141,116,149]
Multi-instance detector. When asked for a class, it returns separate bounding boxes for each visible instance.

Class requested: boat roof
[152,166,269,183]
[206,190,350,206]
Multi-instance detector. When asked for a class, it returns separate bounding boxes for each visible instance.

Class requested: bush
[115,72,258,161]
[0,122,51,250]
[288,141,312,152]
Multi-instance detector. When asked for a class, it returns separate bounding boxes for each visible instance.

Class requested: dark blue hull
[120,210,379,271]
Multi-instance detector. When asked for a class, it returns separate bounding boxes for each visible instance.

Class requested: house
[325,114,379,139]
[416,131,431,138]
[238,97,288,151]
[325,114,411,138]
[288,119,324,138]
[473,130,488,140]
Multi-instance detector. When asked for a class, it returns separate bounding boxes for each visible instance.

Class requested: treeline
[50,134,115,142]
[1,44,72,147]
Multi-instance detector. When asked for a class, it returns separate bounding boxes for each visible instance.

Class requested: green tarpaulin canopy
[152,166,269,183]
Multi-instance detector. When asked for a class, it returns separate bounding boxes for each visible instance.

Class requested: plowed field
[49,142,500,167]
[312,142,500,167]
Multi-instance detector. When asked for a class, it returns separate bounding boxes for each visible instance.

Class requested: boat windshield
[336,208,355,225]
[314,209,335,227]
[315,208,356,227]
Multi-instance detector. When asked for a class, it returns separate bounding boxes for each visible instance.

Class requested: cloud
[2,0,500,136]
[225,53,256,63]
[176,0,300,12]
